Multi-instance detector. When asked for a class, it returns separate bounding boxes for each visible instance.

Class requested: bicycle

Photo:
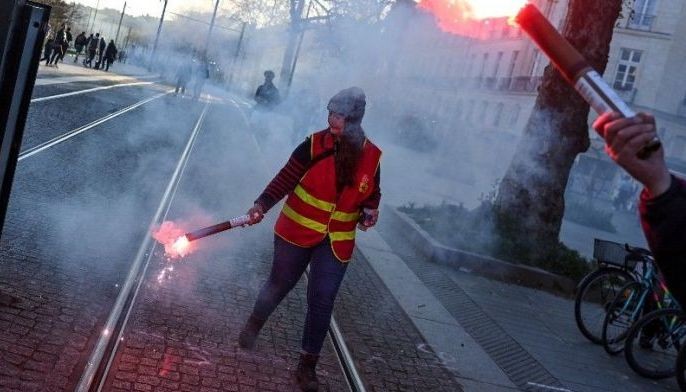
[601,246,669,355]
[575,239,641,344]
[623,307,685,379]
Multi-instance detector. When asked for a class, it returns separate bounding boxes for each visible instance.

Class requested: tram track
[67,99,365,391]
[75,103,211,392]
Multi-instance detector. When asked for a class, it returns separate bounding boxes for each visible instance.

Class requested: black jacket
[639,175,686,307]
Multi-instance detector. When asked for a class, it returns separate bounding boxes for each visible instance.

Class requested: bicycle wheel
[575,267,634,344]
[602,281,645,355]
[676,344,686,391]
[625,308,686,379]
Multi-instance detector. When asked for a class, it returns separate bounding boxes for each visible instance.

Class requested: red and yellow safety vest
[274,130,382,262]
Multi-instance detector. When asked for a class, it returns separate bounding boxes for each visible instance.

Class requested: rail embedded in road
[18,91,172,161]
[75,103,210,392]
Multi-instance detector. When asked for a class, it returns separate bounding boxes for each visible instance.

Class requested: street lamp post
[88,0,100,33]
[203,0,220,57]
[150,0,168,68]
[115,2,126,46]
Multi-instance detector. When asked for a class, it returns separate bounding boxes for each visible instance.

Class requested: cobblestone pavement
[377,215,679,392]
[0,87,204,391]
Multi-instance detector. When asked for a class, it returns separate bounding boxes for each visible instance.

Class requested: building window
[613,48,641,91]
[530,48,543,76]
[493,103,504,126]
[630,0,657,30]
[467,100,475,124]
[479,101,489,124]
[511,104,521,125]
[479,53,489,78]
[502,25,510,39]
[492,51,504,78]
[507,50,520,78]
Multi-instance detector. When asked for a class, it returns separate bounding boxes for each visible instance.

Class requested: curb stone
[382,204,576,296]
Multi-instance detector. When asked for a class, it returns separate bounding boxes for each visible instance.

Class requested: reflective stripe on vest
[329,230,356,242]
[294,184,334,212]
[274,130,381,261]
[281,204,327,234]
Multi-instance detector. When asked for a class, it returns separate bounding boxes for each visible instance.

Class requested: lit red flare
[418,0,528,35]
[152,221,196,259]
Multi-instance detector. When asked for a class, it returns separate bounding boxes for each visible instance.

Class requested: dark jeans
[252,235,348,355]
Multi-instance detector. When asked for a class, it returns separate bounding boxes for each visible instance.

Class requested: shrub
[400,201,591,281]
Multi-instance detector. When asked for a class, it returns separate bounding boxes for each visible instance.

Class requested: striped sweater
[256,136,381,212]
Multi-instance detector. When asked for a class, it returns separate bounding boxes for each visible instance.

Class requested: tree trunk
[494,0,622,251]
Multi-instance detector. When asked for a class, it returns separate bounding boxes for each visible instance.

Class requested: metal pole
[150,0,167,67]
[203,0,220,57]
[124,26,131,49]
[88,0,100,33]
[286,1,311,94]
[115,2,126,46]
[226,21,246,87]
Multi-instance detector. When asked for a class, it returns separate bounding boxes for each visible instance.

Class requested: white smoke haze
[29,0,644,303]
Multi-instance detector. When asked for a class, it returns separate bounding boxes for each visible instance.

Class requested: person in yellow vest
[239,87,381,391]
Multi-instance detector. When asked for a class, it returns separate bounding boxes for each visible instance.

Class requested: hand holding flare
[153,214,253,259]
[514,3,661,159]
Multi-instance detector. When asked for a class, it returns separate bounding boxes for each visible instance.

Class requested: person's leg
[297,238,348,391]
[239,236,311,349]
[301,238,348,355]
[49,48,59,65]
[44,48,52,65]
[175,78,182,94]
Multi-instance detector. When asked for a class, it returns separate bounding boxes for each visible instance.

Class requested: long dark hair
[334,124,365,194]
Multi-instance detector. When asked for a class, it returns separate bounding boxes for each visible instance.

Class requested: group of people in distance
[41,23,118,72]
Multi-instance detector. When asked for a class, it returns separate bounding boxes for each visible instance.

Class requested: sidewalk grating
[379,219,569,392]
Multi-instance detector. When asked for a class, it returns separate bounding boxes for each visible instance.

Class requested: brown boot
[295,352,319,391]
[238,314,266,350]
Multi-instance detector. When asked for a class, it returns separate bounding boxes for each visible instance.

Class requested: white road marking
[19,91,171,161]
[526,382,574,392]
[34,74,156,86]
[31,81,154,103]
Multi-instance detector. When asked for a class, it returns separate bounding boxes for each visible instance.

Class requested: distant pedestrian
[254,70,281,111]
[41,35,55,64]
[104,40,117,72]
[48,24,66,67]
[192,58,210,99]
[57,27,72,62]
[73,31,87,63]
[174,59,192,96]
[84,33,99,68]
[94,36,106,70]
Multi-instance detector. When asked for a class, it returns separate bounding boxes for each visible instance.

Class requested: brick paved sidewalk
[376,214,680,392]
